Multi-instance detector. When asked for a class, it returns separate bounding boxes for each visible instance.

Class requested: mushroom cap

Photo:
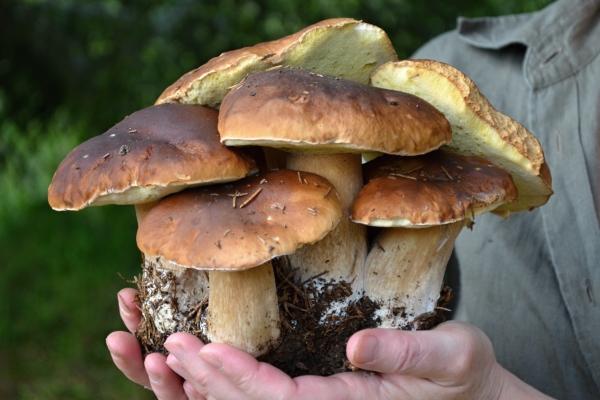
[137,169,342,270]
[219,67,452,155]
[155,18,397,107]
[351,150,518,227]
[370,59,552,213]
[48,104,257,210]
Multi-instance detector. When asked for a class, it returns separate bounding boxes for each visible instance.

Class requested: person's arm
[107,288,554,400]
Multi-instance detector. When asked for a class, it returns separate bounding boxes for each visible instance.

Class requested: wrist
[496,366,555,400]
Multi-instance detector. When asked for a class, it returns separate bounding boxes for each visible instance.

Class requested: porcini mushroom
[370,59,553,213]
[48,103,257,221]
[352,150,518,329]
[219,67,452,295]
[156,18,398,170]
[47,103,259,353]
[136,169,342,356]
[156,19,397,109]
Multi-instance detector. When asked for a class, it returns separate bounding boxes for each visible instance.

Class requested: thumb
[347,321,496,383]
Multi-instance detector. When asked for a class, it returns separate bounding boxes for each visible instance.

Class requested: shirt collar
[457,0,600,88]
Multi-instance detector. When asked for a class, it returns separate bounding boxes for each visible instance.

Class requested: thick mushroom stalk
[286,153,366,293]
[352,150,519,329]
[365,222,462,328]
[207,262,279,356]
[137,170,342,356]
[138,255,209,344]
[219,67,452,294]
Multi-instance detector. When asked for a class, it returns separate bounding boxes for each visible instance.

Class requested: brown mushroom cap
[48,104,257,211]
[370,60,552,213]
[219,67,452,155]
[137,169,342,270]
[155,18,397,107]
[351,150,518,227]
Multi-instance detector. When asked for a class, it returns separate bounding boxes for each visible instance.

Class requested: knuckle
[233,369,256,391]
[390,337,423,374]
[449,330,482,378]
[191,368,213,389]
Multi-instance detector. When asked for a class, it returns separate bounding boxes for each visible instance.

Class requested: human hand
[106,288,197,399]
[163,322,553,400]
[107,288,553,399]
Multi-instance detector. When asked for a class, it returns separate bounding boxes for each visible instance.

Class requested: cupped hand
[108,288,553,400]
[106,288,203,399]
[162,323,515,400]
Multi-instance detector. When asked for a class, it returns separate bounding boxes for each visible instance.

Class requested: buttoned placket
[531,71,600,393]
[454,0,600,391]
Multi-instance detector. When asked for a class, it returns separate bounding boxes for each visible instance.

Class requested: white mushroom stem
[365,221,463,329]
[206,262,280,357]
[140,255,210,334]
[286,153,367,296]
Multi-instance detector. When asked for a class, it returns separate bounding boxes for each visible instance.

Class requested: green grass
[0,204,155,399]
[0,101,155,399]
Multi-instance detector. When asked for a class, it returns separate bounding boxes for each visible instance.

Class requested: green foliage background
[0,0,553,398]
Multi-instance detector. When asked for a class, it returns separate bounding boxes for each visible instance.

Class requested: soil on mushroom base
[259,257,379,377]
[261,258,452,377]
[133,257,452,376]
[134,259,209,356]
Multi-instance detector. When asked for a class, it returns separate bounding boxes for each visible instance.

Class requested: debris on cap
[136,169,342,271]
[48,103,257,210]
[352,150,518,227]
[219,67,452,156]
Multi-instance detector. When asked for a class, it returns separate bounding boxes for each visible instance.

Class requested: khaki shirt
[413,0,600,398]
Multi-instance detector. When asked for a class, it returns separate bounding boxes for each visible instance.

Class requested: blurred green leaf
[0,110,81,228]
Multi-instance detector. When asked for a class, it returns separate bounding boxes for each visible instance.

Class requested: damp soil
[133,257,452,376]
[134,259,209,356]
[259,258,453,377]
[258,258,379,377]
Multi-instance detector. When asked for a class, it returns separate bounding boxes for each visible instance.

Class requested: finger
[106,331,151,388]
[164,336,253,399]
[295,371,410,400]
[196,343,298,399]
[199,343,400,400]
[166,336,409,400]
[175,341,392,400]
[183,381,207,400]
[145,353,189,400]
[118,288,142,333]
[347,321,494,382]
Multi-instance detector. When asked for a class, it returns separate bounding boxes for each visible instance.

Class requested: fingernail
[146,367,162,385]
[165,342,187,363]
[354,334,380,364]
[105,340,122,361]
[118,294,131,316]
[198,351,224,371]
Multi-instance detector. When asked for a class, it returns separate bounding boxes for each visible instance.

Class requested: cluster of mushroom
[48,19,552,376]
